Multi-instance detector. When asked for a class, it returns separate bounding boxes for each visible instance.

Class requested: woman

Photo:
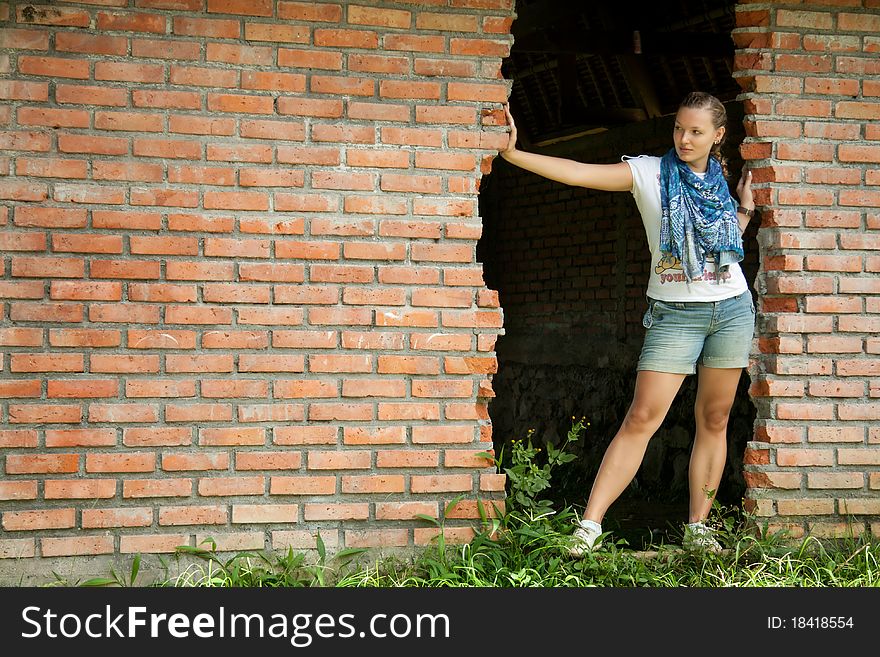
[498,92,755,555]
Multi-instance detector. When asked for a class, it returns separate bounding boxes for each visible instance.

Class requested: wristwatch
[739,206,754,218]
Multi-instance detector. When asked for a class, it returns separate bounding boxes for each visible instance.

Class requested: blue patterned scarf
[659,148,744,283]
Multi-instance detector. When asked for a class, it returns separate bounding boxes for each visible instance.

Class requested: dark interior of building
[478,0,758,548]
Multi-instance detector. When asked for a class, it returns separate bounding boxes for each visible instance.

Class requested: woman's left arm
[735,168,754,234]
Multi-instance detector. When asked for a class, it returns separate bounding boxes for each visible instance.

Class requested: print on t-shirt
[654,253,732,285]
[624,154,746,302]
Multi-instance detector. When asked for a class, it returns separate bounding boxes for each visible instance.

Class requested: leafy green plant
[165,536,368,587]
[500,416,585,521]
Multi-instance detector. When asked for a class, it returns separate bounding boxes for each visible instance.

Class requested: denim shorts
[637,291,756,374]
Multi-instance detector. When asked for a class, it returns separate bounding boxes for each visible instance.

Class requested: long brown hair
[679,91,728,177]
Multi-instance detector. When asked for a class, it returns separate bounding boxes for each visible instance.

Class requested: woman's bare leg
[688,365,742,523]
[582,370,687,524]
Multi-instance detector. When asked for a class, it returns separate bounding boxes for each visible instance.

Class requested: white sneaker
[682,521,722,554]
[568,519,602,557]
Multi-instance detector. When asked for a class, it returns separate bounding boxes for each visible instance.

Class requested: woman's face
[673,106,725,173]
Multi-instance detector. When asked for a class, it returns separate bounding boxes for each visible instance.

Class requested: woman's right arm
[499,104,633,192]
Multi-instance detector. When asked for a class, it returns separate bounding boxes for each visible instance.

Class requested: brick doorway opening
[478,0,757,549]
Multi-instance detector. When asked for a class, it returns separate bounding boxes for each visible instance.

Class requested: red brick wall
[0,0,513,573]
[734,0,880,539]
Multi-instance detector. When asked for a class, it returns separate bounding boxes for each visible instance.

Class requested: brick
[273,380,336,399]
[272,530,338,551]
[235,452,302,472]
[776,448,833,467]
[378,355,439,375]
[41,536,115,557]
[0,131,50,152]
[0,27,49,50]
[415,527,474,546]
[0,481,38,500]
[86,453,155,473]
[808,380,865,397]
[124,427,192,447]
[808,521,866,539]
[445,498,503,519]
[806,336,863,354]
[0,539,36,560]
[131,39,200,61]
[97,11,166,33]
[376,501,438,521]
[173,16,239,38]
[6,454,79,474]
[807,472,863,489]
[232,504,298,524]
[744,471,803,489]
[838,403,880,420]
[805,254,861,271]
[82,508,153,528]
[343,427,406,445]
[341,475,405,494]
[377,402,440,421]
[344,529,409,548]
[186,540,260,570]
[0,328,42,348]
[341,331,406,350]
[48,328,120,348]
[159,505,227,526]
[8,404,82,424]
[808,426,864,443]
[2,508,75,531]
[444,450,494,468]
[120,534,190,554]
[341,379,406,398]
[96,61,164,83]
[205,42,275,66]
[278,49,343,71]
[199,427,265,446]
[837,360,880,377]
[272,426,338,445]
[307,450,371,470]
[839,499,880,515]
[303,503,369,520]
[777,499,834,515]
[803,296,861,313]
[45,428,116,447]
[244,23,310,43]
[198,476,264,496]
[269,476,336,495]
[123,478,192,498]
[45,479,117,499]
[411,474,472,493]
[838,449,880,466]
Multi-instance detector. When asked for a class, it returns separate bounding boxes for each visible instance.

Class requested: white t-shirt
[624,154,748,302]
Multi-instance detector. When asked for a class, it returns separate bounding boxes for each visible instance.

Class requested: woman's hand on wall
[500,103,518,157]
[735,167,753,211]
[735,168,754,233]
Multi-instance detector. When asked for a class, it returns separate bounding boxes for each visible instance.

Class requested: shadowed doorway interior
[478,0,758,549]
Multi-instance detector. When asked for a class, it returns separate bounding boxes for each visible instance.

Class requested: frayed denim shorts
[637,291,756,375]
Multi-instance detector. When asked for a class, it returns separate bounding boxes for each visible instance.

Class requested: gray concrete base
[0,546,424,587]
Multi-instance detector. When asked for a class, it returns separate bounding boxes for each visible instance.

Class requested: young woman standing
[498,92,756,555]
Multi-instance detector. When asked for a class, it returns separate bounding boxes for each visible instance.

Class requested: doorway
[478,0,757,548]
